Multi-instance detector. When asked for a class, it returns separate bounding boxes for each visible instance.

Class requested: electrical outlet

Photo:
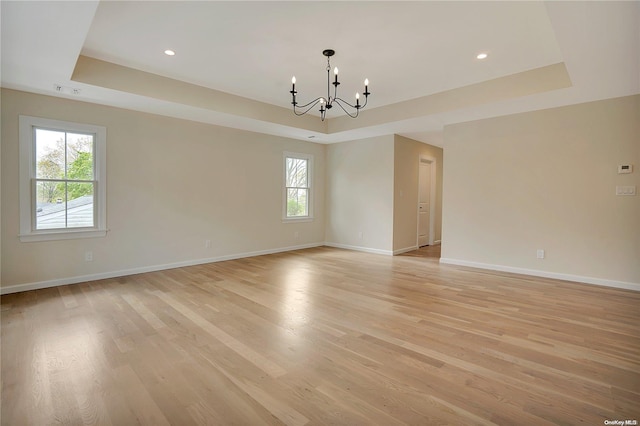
[294,231,299,239]
[358,231,363,239]
[205,239,212,249]
[84,251,93,262]
[536,249,545,259]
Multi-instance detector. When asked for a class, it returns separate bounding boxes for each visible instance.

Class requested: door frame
[417,155,437,246]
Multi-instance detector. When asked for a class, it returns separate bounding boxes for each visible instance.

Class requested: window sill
[282,217,314,224]
[19,229,108,243]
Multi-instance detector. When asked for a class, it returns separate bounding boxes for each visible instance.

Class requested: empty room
[1,1,639,425]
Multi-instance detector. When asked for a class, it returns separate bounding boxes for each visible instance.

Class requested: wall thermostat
[618,164,633,174]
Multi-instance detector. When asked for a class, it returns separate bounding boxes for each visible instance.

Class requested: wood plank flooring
[2,246,639,425]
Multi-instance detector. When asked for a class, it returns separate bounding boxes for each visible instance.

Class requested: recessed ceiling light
[164,49,176,56]
[476,52,488,60]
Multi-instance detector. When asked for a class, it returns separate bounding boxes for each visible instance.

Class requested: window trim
[19,115,107,242]
[282,151,313,222]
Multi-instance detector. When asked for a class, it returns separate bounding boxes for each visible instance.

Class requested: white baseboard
[395,240,440,254]
[9,246,634,295]
[0,242,324,295]
[439,258,640,292]
[393,246,418,255]
[324,242,393,256]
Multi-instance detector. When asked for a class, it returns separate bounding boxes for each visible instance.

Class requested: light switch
[616,186,637,196]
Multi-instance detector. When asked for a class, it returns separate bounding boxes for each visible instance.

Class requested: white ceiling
[2,1,639,146]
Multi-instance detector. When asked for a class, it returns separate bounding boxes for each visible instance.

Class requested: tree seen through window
[35,129,95,229]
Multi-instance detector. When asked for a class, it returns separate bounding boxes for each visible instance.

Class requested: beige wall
[393,135,443,252]
[441,95,640,287]
[4,88,637,291]
[1,89,325,290]
[325,135,394,253]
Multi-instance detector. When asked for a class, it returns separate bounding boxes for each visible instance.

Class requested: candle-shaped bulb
[334,67,339,75]
[320,97,325,104]
[292,76,296,84]
[356,92,360,100]
[364,78,369,86]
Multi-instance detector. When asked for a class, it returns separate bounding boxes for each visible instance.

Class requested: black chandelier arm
[335,96,369,111]
[332,98,360,118]
[293,96,324,109]
[292,98,323,116]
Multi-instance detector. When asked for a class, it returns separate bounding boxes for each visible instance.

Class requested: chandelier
[290,49,370,121]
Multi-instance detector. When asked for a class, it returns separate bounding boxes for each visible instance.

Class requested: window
[283,152,313,221]
[19,116,106,242]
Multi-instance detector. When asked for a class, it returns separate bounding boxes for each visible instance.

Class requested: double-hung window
[283,152,313,221]
[19,116,107,241]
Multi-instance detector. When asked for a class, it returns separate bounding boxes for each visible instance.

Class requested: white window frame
[19,115,107,242]
[283,151,313,222]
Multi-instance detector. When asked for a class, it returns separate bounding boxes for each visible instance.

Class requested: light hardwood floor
[2,247,639,425]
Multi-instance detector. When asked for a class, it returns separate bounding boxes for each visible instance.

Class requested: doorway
[417,156,436,247]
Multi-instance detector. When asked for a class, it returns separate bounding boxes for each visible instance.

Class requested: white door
[418,161,431,247]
